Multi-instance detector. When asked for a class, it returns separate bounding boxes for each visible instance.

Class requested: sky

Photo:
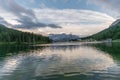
[0,0,119,36]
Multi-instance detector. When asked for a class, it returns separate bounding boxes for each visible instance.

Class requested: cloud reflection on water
[0,43,118,80]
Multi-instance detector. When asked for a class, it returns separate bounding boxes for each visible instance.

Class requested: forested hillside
[83,19,120,40]
[0,24,51,44]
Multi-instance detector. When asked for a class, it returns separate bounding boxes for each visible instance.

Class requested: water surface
[0,42,120,80]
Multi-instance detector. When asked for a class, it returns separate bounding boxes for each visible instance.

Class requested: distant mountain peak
[49,33,80,42]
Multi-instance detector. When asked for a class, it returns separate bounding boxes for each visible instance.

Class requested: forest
[0,24,51,44]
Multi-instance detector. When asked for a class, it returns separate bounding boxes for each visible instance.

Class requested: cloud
[29,0,35,3]
[0,0,116,36]
[0,17,8,25]
[0,16,12,27]
[34,8,115,26]
[14,16,61,29]
[33,8,115,36]
[87,0,120,18]
[0,0,61,29]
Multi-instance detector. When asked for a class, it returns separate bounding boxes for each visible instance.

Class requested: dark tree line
[0,24,51,44]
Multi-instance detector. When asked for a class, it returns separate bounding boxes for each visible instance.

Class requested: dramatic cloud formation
[0,0,61,29]
[34,9,114,25]
[88,0,120,18]
[0,0,117,36]
[33,8,115,36]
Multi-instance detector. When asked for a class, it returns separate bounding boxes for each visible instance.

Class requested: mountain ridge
[83,19,120,40]
[49,33,80,42]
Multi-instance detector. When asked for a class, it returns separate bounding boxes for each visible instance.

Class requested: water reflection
[0,42,120,80]
[35,46,115,76]
[0,44,45,57]
[88,42,120,61]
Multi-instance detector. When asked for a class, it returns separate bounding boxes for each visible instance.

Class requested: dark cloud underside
[0,0,61,29]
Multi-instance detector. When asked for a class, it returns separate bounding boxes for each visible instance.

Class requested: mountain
[83,19,120,40]
[49,33,80,42]
[0,24,51,44]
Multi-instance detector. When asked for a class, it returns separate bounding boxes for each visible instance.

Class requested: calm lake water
[0,42,120,80]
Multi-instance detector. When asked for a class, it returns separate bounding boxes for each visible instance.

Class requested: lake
[0,42,120,80]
